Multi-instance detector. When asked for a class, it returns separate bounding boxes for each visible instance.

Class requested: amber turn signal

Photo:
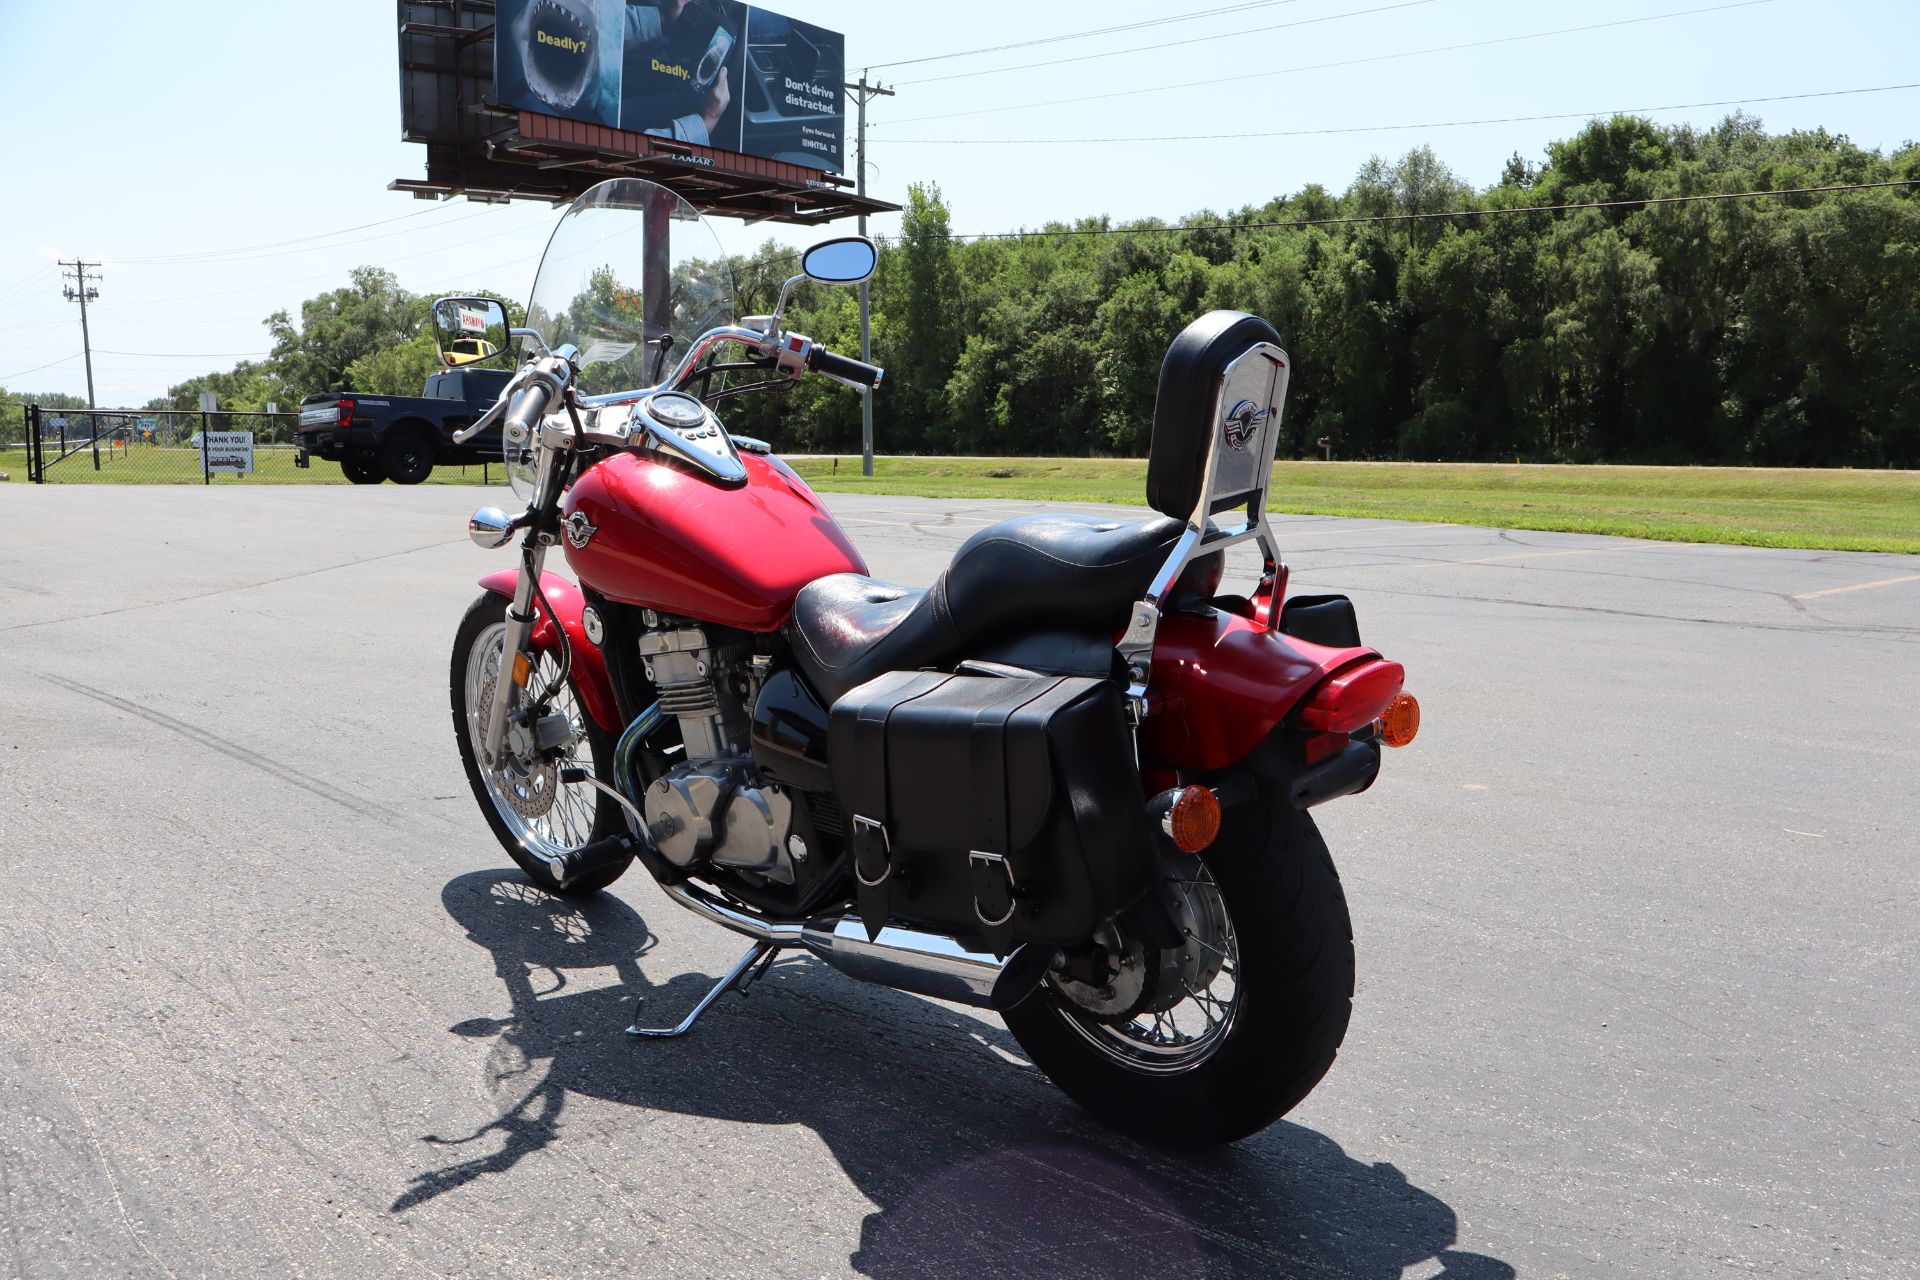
[1378,692,1421,748]
[1154,785,1222,854]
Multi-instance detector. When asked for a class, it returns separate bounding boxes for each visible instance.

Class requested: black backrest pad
[1147,310,1284,520]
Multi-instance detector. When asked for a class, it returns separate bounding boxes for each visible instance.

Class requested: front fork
[480,427,566,770]
[480,541,549,770]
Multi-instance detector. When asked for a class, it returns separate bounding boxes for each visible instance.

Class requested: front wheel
[449,592,631,895]
[1003,792,1354,1146]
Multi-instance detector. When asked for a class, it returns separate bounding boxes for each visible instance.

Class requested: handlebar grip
[806,345,884,390]
[504,381,552,439]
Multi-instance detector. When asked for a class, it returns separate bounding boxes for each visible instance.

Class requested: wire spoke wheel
[1049,854,1240,1073]
[1003,796,1354,1145]
[464,623,597,858]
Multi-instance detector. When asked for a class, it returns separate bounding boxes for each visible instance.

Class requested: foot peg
[542,834,633,892]
[626,942,778,1038]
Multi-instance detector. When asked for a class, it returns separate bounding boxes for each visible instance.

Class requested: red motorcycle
[442,179,1419,1145]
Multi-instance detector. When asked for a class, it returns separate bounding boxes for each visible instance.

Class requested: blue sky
[1,0,1915,405]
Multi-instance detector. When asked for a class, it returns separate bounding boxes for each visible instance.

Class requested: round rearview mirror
[432,297,511,368]
[802,237,878,285]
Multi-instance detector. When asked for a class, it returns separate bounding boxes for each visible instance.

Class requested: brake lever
[452,368,530,444]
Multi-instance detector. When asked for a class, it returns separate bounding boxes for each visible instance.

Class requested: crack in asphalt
[37,672,413,827]
[0,538,466,635]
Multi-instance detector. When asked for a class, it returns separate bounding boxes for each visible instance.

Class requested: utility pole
[61,260,102,471]
[846,71,894,478]
[59,260,101,410]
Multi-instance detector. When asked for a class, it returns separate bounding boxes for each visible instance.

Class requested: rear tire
[381,427,435,485]
[449,592,631,895]
[1004,792,1354,1146]
[342,459,382,485]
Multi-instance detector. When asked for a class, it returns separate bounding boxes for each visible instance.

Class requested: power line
[116,203,470,265]
[906,179,1920,243]
[0,353,80,383]
[876,0,1777,128]
[897,0,1435,87]
[892,83,1920,145]
[93,349,275,359]
[120,208,497,269]
[865,1,1302,71]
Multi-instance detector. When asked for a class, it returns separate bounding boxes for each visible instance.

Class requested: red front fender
[478,570,621,733]
[1141,609,1382,772]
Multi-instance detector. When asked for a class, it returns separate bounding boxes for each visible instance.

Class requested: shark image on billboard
[495,0,845,173]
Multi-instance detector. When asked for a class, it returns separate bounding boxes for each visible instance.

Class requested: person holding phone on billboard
[622,0,733,145]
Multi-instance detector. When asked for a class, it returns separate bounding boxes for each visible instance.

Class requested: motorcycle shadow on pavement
[404,871,1513,1280]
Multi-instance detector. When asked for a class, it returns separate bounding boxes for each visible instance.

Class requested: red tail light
[337,398,355,428]
[1295,659,1405,734]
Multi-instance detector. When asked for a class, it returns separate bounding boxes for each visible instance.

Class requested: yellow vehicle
[445,336,500,367]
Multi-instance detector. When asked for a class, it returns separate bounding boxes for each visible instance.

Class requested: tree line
[10,113,1913,468]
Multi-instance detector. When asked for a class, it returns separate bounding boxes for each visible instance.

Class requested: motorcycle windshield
[523,179,735,396]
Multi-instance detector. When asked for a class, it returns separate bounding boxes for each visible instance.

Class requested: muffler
[661,882,1004,1009]
[799,917,1003,1010]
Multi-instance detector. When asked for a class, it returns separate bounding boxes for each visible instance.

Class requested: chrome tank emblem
[565,510,599,549]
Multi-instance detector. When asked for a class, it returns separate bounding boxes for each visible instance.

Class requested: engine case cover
[644,760,796,884]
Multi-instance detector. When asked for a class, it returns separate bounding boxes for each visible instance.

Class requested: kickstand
[626,941,778,1039]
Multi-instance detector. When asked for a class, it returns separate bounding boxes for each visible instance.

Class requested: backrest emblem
[1223,400,1270,451]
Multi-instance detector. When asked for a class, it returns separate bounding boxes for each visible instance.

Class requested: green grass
[0,446,504,487]
[6,446,1911,554]
[785,458,1920,555]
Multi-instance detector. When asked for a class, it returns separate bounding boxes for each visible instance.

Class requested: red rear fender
[1141,609,1382,772]
[478,570,620,733]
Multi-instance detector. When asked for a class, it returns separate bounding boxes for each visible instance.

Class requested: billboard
[494,0,845,173]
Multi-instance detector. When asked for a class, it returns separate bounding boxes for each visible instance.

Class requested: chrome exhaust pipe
[660,883,1003,1009]
[799,917,1003,1010]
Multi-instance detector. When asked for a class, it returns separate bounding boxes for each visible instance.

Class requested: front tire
[449,592,631,895]
[1004,792,1354,1146]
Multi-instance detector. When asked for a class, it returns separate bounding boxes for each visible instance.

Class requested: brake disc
[479,669,558,820]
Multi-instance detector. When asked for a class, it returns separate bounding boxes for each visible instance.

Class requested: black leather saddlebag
[828,670,1154,953]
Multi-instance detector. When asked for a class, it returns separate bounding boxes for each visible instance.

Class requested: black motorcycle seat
[789,513,1185,705]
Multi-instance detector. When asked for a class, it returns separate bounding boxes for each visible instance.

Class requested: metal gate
[23,405,300,484]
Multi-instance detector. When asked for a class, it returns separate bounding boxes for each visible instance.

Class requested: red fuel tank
[561,451,867,632]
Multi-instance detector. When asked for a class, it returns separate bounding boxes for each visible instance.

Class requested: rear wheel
[449,592,631,895]
[381,427,435,485]
[341,458,382,484]
[1003,791,1354,1146]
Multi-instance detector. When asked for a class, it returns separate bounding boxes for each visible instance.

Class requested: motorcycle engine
[638,624,798,884]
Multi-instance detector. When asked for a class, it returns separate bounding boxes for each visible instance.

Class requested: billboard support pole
[847,72,893,479]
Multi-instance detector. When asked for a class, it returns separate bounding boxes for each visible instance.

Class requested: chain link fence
[15,405,504,485]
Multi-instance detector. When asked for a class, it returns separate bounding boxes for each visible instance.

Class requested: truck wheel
[381,428,434,485]
[341,459,382,485]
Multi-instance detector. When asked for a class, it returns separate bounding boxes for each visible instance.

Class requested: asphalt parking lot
[1,483,1915,1279]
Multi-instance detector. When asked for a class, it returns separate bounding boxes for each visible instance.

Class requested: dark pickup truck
[294,366,513,484]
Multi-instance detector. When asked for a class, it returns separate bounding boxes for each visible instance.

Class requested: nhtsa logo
[1223,401,1270,451]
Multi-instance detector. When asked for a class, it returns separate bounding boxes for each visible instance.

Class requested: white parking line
[1794,574,1920,600]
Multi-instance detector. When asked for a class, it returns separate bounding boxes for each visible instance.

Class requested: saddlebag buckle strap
[969,850,1018,929]
[852,815,893,888]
